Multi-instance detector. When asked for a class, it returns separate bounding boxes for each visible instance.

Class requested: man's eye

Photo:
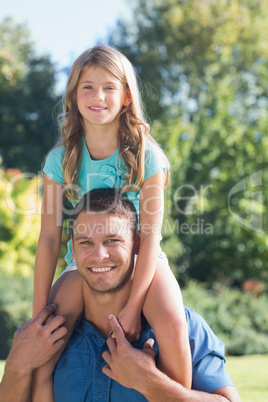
[80,240,91,245]
[107,239,119,243]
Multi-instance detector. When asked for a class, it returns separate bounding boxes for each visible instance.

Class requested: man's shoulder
[184,306,226,363]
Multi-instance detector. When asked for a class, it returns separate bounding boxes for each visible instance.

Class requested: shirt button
[63,359,67,365]
[97,393,104,399]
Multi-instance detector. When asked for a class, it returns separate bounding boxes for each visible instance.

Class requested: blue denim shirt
[54,314,157,402]
[54,307,233,401]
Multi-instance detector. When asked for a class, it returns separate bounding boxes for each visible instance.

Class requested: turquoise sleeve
[144,140,167,181]
[43,146,65,184]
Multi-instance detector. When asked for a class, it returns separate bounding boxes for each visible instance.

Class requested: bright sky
[1,0,129,90]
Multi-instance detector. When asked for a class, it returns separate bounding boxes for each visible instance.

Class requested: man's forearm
[138,367,239,402]
[0,361,31,402]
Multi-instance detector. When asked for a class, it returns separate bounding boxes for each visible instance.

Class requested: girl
[32,45,191,400]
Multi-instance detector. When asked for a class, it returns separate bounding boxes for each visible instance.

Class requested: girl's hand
[117,305,141,342]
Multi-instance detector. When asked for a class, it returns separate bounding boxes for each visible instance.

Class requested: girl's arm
[33,174,63,317]
[118,169,192,388]
[117,169,165,340]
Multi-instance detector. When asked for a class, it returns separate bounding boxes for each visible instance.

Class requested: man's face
[72,212,136,294]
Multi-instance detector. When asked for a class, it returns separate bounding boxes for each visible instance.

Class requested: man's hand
[102,314,156,389]
[7,304,67,375]
[102,315,241,402]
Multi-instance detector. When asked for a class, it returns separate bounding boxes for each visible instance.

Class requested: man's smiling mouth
[89,266,116,273]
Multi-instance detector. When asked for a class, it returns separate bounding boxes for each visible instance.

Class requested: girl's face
[76,66,131,134]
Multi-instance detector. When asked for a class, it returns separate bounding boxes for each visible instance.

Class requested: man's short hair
[69,188,138,239]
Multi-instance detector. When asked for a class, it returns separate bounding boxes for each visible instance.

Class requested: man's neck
[82,281,132,339]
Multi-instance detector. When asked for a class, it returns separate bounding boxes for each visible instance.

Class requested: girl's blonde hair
[57,45,169,201]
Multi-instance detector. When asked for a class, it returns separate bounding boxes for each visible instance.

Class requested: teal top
[43,137,166,265]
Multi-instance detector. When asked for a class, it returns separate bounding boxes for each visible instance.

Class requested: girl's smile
[89,106,108,111]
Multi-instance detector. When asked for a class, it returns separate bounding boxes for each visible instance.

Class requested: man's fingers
[44,313,55,325]
[45,313,66,334]
[102,364,112,378]
[108,314,127,344]
[106,314,129,353]
[51,325,68,343]
[14,319,32,338]
[102,350,112,365]
[52,338,66,354]
[14,305,58,339]
[106,335,117,353]
[33,304,57,325]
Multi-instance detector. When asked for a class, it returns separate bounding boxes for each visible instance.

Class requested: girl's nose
[93,88,105,101]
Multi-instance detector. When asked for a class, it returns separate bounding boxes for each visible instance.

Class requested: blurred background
[0,0,268,400]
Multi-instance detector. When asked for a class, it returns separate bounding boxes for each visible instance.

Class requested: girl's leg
[32,270,84,402]
[143,257,192,388]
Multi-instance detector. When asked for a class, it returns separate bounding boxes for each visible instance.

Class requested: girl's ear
[123,88,132,106]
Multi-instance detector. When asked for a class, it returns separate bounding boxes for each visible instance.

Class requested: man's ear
[123,88,132,106]
[134,233,140,255]
[71,237,75,259]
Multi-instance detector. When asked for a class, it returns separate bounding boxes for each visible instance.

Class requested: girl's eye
[106,87,115,90]
[82,85,93,90]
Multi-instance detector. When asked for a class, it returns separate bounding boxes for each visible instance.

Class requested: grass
[1,355,268,400]
[0,361,5,380]
[226,354,268,402]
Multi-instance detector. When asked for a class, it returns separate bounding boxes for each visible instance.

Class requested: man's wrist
[137,367,187,402]
[5,353,33,379]
[134,365,165,399]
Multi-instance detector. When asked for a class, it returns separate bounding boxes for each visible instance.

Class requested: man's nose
[90,244,109,261]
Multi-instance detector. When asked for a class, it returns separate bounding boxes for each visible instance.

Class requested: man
[0,305,66,402]
[52,188,240,402]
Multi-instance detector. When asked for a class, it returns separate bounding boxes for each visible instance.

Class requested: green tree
[182,281,268,355]
[109,0,268,286]
[110,0,268,121]
[155,116,268,285]
[0,17,60,173]
[0,167,67,358]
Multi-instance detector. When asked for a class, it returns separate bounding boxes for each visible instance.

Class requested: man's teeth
[91,267,114,272]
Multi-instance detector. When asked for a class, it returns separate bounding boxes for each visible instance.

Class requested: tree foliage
[0,168,42,276]
[154,114,268,285]
[182,281,268,355]
[109,0,268,286]
[0,18,60,173]
[0,168,67,358]
[110,0,268,121]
